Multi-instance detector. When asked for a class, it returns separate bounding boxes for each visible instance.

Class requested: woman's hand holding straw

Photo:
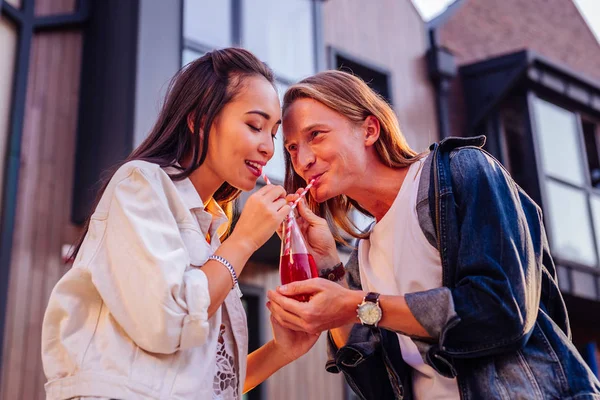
[261,173,315,257]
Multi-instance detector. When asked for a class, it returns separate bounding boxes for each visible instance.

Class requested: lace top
[213,306,239,400]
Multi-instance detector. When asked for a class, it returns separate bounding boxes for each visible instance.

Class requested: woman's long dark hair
[69,48,275,261]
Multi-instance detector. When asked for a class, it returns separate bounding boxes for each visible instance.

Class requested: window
[181,0,318,183]
[183,0,231,50]
[544,181,596,266]
[534,99,585,186]
[242,0,315,82]
[532,97,600,267]
[0,15,18,220]
[182,48,204,67]
[333,51,392,105]
[261,80,289,182]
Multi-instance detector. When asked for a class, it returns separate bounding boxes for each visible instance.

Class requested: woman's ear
[187,113,207,136]
[187,113,195,133]
[363,115,380,147]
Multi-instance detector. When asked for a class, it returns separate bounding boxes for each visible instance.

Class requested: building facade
[1,0,598,399]
[0,0,436,399]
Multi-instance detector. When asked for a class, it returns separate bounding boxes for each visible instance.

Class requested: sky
[412,0,600,43]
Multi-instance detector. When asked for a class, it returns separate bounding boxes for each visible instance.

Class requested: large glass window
[261,81,288,181]
[534,99,585,186]
[544,181,596,266]
[533,97,600,267]
[242,0,314,82]
[183,0,231,49]
[0,15,18,219]
[182,48,204,67]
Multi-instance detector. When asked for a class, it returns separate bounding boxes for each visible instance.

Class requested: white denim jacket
[42,161,248,400]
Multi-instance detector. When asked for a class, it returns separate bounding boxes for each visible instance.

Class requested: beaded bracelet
[208,255,243,298]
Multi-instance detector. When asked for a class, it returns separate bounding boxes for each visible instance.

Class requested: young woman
[41,48,319,400]
[267,70,600,399]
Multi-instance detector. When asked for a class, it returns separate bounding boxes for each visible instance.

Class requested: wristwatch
[356,292,382,327]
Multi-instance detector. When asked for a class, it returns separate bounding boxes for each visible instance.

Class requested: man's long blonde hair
[282,70,426,244]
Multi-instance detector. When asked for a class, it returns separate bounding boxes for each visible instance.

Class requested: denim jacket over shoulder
[326,136,600,399]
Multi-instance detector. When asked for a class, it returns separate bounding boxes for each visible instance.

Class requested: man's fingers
[276,278,323,296]
[285,193,300,203]
[297,199,322,224]
[267,289,307,316]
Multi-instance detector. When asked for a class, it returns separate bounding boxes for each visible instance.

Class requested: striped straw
[283,214,294,260]
[290,179,315,210]
[283,180,315,261]
[262,174,271,185]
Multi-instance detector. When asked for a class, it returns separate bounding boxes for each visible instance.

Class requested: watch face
[358,302,382,325]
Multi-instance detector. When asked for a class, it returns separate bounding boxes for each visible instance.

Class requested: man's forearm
[330,286,432,349]
[328,277,358,348]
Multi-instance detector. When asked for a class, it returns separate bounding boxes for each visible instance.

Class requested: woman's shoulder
[93,160,173,217]
[111,160,165,184]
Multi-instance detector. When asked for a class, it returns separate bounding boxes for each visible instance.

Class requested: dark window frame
[328,46,394,105]
[240,283,265,400]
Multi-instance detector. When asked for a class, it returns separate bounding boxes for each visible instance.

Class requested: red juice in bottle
[279,253,318,302]
[279,213,318,302]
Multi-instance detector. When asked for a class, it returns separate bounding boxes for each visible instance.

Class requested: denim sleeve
[405,148,543,372]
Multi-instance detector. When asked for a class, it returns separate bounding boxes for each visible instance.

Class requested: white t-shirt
[358,159,460,400]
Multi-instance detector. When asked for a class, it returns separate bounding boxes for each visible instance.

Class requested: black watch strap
[365,292,380,303]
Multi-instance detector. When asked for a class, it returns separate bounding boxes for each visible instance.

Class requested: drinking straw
[283,180,315,261]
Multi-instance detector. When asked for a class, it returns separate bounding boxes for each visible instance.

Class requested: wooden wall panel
[0,30,83,400]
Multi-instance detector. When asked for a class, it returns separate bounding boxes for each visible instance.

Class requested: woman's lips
[245,162,262,177]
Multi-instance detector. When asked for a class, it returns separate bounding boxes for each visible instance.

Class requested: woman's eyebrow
[246,110,281,125]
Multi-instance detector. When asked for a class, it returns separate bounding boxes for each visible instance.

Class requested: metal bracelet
[208,255,243,298]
